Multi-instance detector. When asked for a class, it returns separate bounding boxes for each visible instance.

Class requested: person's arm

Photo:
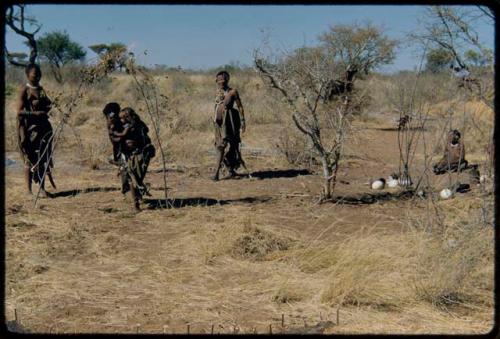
[40,87,52,113]
[16,86,26,119]
[233,89,246,133]
[113,126,130,138]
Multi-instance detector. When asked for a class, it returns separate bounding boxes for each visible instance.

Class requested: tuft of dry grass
[3,66,494,334]
[230,224,294,261]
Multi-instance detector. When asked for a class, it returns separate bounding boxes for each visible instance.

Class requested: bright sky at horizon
[5,5,495,73]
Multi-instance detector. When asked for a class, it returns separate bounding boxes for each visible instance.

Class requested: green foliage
[35,30,86,83]
[319,23,398,75]
[37,30,86,68]
[425,48,454,73]
[464,48,492,68]
[89,42,127,56]
[5,83,16,97]
[89,42,129,72]
[7,52,27,61]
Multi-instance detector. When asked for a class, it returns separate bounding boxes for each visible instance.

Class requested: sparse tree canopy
[413,5,493,108]
[425,47,455,73]
[37,30,86,68]
[89,42,129,72]
[319,23,397,76]
[5,4,41,67]
[255,23,396,200]
[36,30,86,83]
[464,48,492,68]
[89,42,127,56]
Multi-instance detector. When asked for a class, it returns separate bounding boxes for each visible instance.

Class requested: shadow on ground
[375,127,428,131]
[330,190,416,205]
[48,187,120,198]
[144,196,273,209]
[250,169,311,180]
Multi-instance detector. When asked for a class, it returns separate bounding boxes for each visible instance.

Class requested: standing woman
[212,70,247,181]
[16,63,54,197]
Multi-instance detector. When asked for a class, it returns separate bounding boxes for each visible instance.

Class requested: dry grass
[3,68,494,334]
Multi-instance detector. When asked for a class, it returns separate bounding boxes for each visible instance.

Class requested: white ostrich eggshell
[371,180,384,190]
[387,179,399,188]
[440,188,453,199]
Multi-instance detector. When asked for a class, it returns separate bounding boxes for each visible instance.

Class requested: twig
[127,60,171,208]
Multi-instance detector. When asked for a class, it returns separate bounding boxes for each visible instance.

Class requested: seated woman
[433,129,468,175]
[16,63,54,197]
[113,107,155,211]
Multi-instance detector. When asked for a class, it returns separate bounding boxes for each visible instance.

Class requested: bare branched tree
[125,55,171,206]
[413,5,494,175]
[255,23,396,200]
[5,4,42,67]
[413,6,493,108]
[33,51,126,206]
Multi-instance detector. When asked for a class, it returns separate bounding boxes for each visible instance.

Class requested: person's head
[119,107,135,124]
[449,129,461,145]
[103,102,121,119]
[25,63,42,85]
[215,70,230,88]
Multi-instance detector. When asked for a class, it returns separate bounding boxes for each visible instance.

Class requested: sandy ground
[4,120,494,334]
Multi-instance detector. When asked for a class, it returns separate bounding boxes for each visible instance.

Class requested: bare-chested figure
[212,71,247,181]
[102,102,123,164]
[113,107,155,211]
[16,63,54,197]
[433,129,468,175]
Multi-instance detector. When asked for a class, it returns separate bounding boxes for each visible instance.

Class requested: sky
[4,5,495,73]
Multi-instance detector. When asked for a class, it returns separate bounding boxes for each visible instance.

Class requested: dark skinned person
[16,63,55,197]
[113,107,155,211]
[433,129,468,175]
[212,70,248,181]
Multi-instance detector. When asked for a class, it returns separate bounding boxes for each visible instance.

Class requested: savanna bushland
[4,5,494,334]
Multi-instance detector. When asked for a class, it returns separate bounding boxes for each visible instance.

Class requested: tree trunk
[321,156,333,200]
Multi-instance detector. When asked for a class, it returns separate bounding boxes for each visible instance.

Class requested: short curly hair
[25,63,41,76]
[216,70,230,81]
[103,102,121,117]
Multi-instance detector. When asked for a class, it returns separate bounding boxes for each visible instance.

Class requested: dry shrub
[274,126,314,167]
[202,223,242,264]
[272,282,306,304]
[203,221,296,264]
[81,139,109,170]
[5,66,25,84]
[5,117,18,152]
[411,197,494,310]
[288,194,493,314]
[230,224,293,261]
[317,231,414,309]
[166,131,210,165]
[363,73,394,114]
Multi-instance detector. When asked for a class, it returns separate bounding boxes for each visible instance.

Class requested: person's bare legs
[24,166,32,195]
[38,174,48,198]
[129,185,141,212]
[212,146,225,181]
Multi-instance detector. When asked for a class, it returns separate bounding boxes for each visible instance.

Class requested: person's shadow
[143,196,273,209]
[47,187,120,198]
[240,169,312,180]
